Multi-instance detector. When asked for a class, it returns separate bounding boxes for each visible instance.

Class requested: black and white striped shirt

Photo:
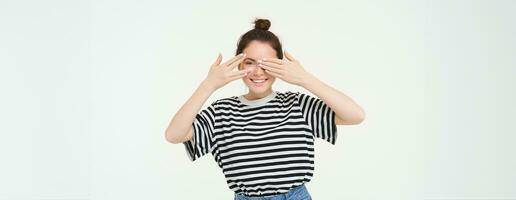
[183,90,337,197]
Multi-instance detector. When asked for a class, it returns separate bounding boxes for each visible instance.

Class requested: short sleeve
[182,100,218,161]
[296,92,338,145]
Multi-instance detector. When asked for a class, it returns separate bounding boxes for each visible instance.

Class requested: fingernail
[258,59,262,63]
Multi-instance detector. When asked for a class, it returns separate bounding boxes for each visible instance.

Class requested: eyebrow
[244,58,257,62]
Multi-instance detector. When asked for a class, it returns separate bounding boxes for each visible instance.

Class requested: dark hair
[235,18,283,63]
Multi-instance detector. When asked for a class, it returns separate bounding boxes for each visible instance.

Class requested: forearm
[300,73,365,124]
[165,80,216,143]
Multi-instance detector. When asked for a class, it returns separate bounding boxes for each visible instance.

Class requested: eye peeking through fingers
[242,59,259,69]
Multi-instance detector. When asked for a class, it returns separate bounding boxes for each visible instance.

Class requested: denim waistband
[234,184,308,200]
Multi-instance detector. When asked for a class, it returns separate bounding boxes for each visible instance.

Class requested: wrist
[199,79,217,93]
[300,73,318,88]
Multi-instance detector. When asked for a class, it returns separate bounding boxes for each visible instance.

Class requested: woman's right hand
[202,53,251,91]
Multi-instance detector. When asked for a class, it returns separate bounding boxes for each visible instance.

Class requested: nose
[249,64,265,76]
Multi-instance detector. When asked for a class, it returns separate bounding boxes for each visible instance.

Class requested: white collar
[238,90,277,106]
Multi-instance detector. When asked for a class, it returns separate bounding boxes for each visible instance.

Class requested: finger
[212,52,222,66]
[265,69,283,78]
[228,68,252,77]
[228,71,249,80]
[258,62,282,69]
[284,50,297,62]
[221,53,246,67]
[260,57,283,65]
[259,64,284,74]
[227,56,247,70]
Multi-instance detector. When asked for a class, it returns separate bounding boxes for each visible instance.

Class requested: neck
[244,88,273,100]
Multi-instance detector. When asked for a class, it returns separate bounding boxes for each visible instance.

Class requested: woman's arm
[164,53,250,144]
[164,81,215,144]
[300,74,365,125]
[258,51,365,125]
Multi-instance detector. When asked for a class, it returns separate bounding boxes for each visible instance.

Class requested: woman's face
[239,40,277,94]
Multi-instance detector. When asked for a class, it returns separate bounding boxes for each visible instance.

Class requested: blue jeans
[234,184,312,200]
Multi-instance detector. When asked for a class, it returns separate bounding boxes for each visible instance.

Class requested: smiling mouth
[250,78,268,83]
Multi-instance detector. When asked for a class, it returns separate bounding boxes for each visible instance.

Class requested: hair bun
[254,18,271,31]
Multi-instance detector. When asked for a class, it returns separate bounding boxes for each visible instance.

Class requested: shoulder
[274,90,303,104]
[275,90,299,97]
[288,91,320,105]
[278,90,298,95]
[210,96,240,108]
[277,90,314,99]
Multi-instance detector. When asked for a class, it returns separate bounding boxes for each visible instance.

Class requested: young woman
[165,18,365,200]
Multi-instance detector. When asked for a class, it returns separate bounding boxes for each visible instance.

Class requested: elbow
[337,105,366,125]
[355,110,365,124]
[349,108,366,125]
[164,130,183,144]
[355,108,366,124]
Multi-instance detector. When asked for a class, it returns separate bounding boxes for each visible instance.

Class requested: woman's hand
[202,53,252,91]
[257,51,313,87]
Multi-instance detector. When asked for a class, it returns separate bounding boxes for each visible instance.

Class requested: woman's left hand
[258,51,312,87]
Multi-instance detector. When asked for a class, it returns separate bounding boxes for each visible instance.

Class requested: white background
[1,0,514,199]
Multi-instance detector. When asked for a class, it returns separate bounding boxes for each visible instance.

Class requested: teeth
[252,79,266,83]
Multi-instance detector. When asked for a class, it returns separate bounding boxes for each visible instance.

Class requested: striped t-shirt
[182,90,337,197]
